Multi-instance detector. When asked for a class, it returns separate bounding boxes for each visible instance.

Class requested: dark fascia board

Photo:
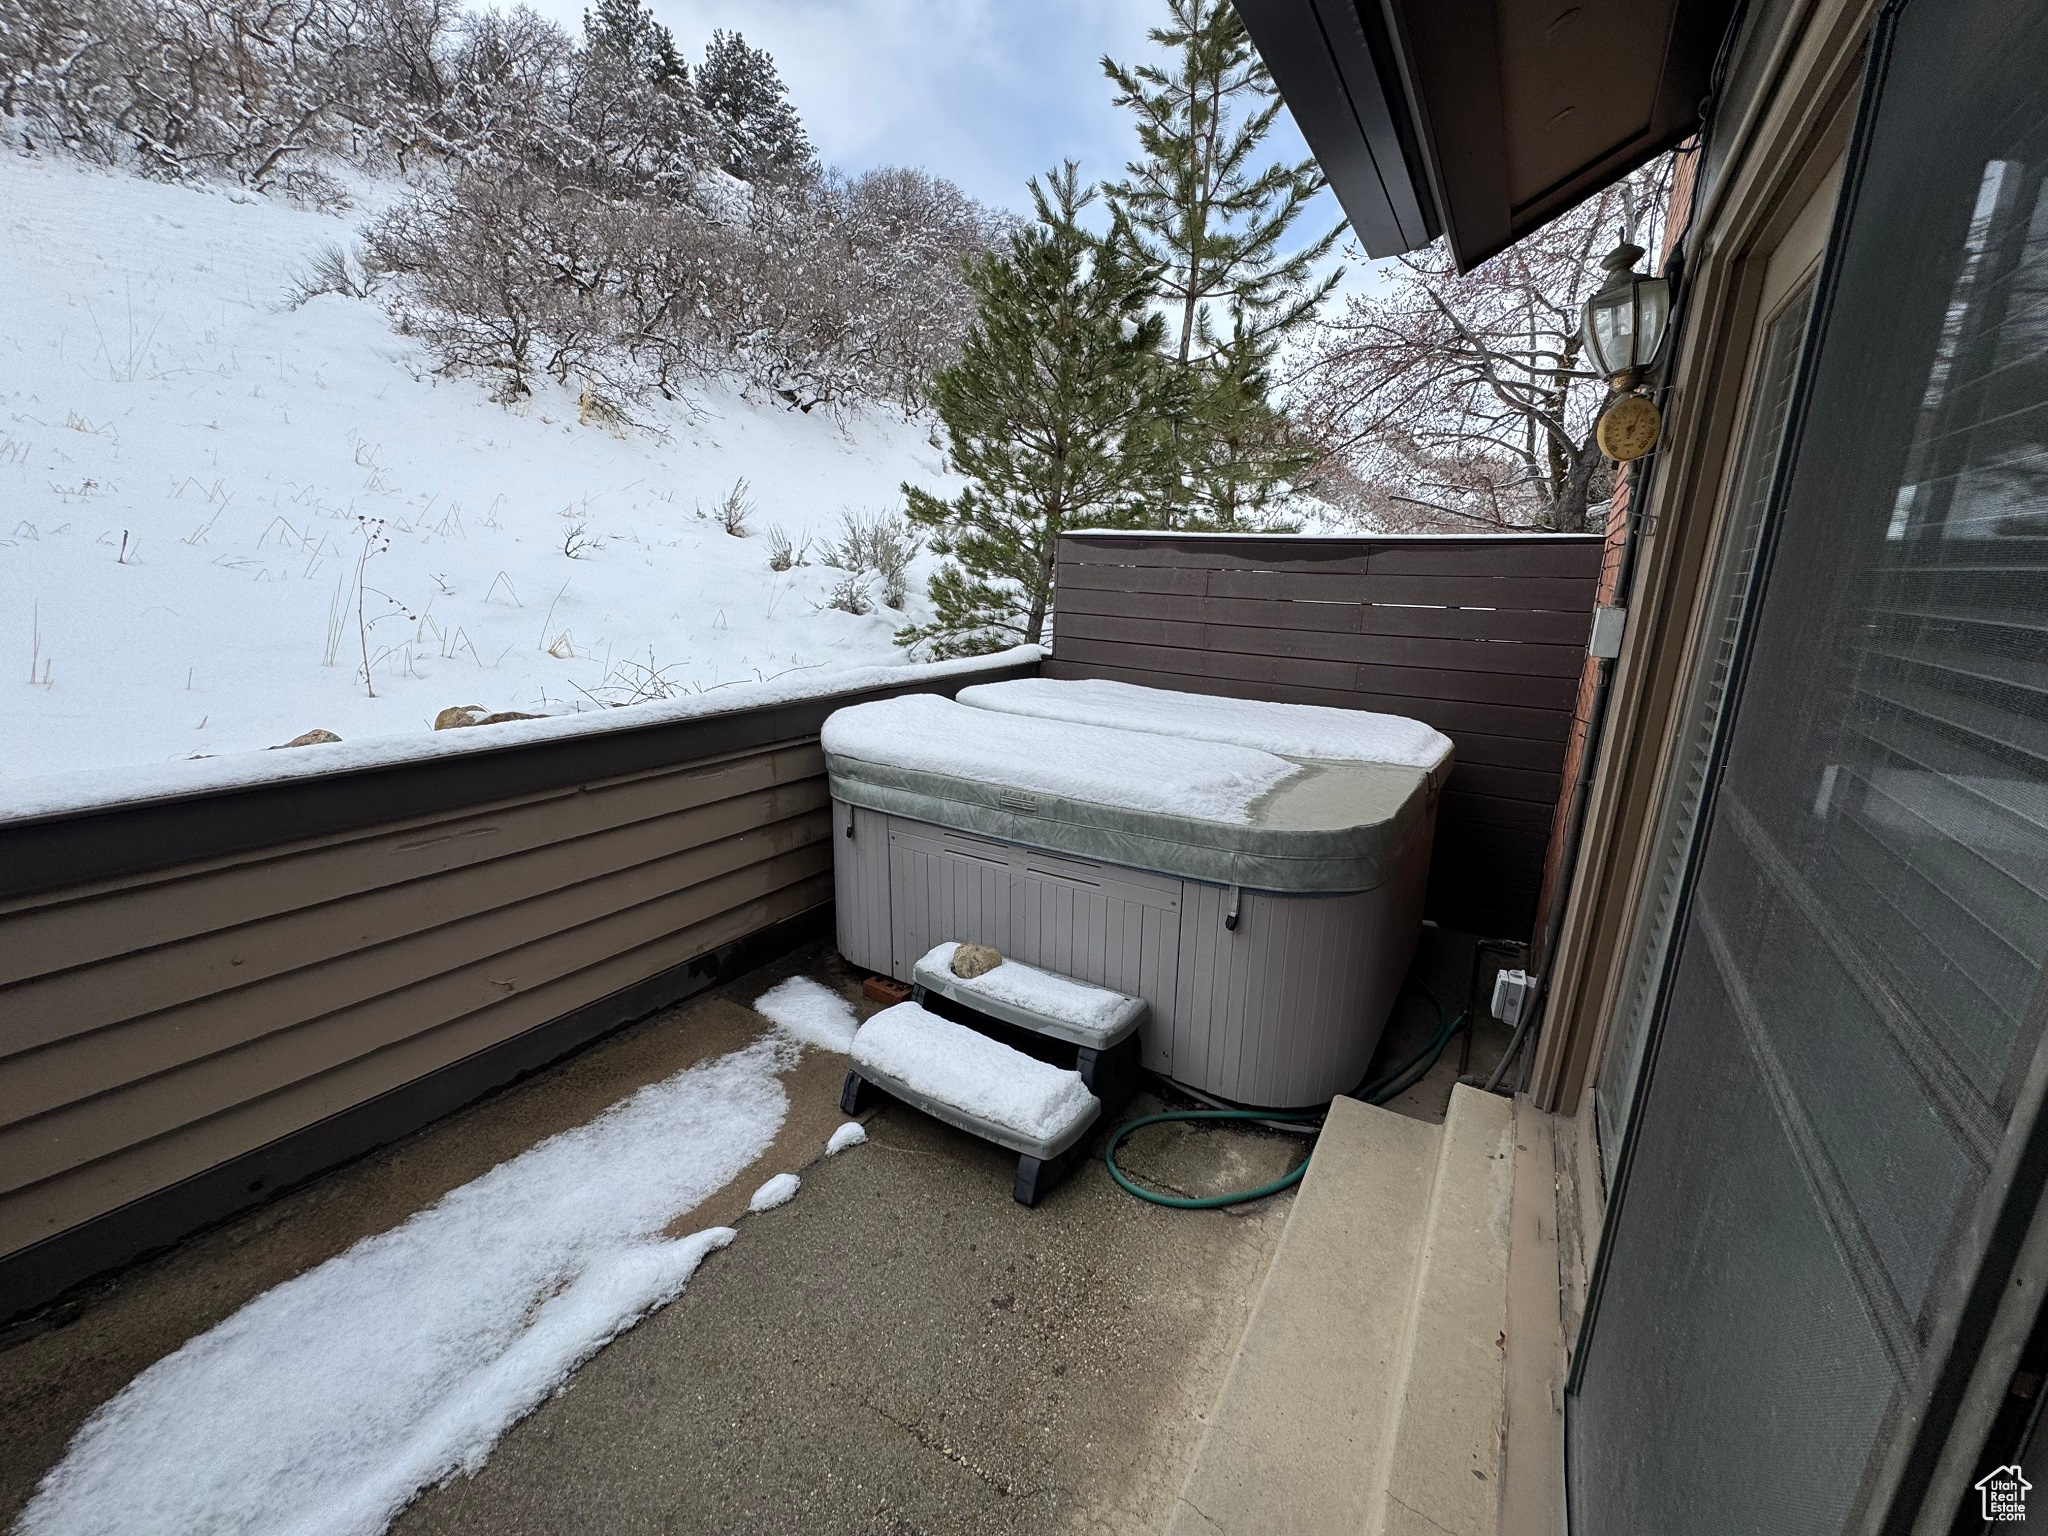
[1386,0,1733,271]
[0,661,1040,903]
[1240,0,1733,273]
[1234,0,1439,256]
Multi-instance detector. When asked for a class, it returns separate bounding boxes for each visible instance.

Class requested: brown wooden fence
[0,655,1036,1323]
[1045,531,1605,941]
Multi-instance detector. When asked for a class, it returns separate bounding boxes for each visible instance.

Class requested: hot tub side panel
[1169,801,1438,1107]
[832,799,895,975]
[1005,847,1183,1074]
[1171,886,1379,1107]
[885,821,1015,980]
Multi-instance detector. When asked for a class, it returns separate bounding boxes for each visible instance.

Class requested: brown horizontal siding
[2,862,834,1249]
[0,656,1037,1320]
[0,746,817,986]
[0,817,830,1142]
[1050,532,1603,940]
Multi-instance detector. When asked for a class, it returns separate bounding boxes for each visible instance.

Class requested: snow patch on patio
[17,1040,791,1536]
[748,1172,801,1212]
[754,974,860,1052]
[826,1121,869,1154]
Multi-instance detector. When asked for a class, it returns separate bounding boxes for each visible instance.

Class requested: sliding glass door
[1570,0,2048,1529]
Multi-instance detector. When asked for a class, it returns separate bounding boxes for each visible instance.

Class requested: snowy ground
[0,153,961,783]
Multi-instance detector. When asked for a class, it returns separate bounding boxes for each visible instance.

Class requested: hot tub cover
[822,692,1437,892]
[955,676,1454,779]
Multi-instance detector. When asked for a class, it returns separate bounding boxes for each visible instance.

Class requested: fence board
[1200,568,1599,610]
[1053,584,1596,645]
[1055,610,1589,679]
[1051,534,1601,940]
[1037,656,1574,744]
[1059,531,1605,579]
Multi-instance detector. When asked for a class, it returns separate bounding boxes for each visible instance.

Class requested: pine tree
[696,30,816,186]
[1102,0,1340,527]
[1180,327,1312,531]
[582,0,684,90]
[573,0,701,197]
[897,164,1183,659]
[1103,0,1339,362]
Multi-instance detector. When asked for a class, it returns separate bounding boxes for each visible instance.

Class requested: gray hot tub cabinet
[825,686,1449,1109]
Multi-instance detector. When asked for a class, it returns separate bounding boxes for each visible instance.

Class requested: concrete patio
[0,930,1503,1535]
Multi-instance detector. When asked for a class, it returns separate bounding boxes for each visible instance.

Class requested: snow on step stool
[911,943,1145,1123]
[912,943,1145,1049]
[843,1001,1101,1206]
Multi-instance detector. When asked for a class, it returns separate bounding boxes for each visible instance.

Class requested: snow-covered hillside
[0,153,961,783]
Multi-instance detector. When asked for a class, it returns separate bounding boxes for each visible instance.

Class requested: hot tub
[821,680,1452,1108]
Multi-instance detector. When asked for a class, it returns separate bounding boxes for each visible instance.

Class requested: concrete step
[1166,1085,1515,1536]
[1366,1085,1514,1536]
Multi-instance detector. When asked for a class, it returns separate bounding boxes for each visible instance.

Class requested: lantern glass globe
[1583,241,1672,385]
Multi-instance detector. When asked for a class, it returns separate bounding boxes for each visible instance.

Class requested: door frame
[1529,0,1878,1126]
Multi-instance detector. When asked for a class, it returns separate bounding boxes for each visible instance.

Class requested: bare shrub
[822,507,919,607]
[574,650,690,706]
[0,0,447,195]
[1,0,1001,415]
[367,173,634,399]
[286,241,374,307]
[705,477,751,536]
[765,523,808,571]
[823,571,870,615]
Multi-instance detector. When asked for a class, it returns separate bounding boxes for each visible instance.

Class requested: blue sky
[512,0,1358,278]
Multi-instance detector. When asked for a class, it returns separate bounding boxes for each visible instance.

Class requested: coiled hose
[1104,984,1467,1210]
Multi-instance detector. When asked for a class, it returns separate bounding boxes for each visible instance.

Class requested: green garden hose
[1105,987,1467,1209]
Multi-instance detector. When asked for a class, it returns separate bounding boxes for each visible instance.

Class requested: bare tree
[1294,158,1674,534]
[0,0,452,195]
[2,0,999,416]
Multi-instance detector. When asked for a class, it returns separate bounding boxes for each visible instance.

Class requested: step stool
[840,945,1149,1206]
[909,944,1146,1123]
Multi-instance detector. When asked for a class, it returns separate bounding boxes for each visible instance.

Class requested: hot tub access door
[886,822,1184,1073]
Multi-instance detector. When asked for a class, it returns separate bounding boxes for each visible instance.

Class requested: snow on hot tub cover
[954,677,1453,779]
[821,692,1436,892]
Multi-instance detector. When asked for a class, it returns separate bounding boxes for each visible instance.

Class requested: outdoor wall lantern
[1583,239,1672,462]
